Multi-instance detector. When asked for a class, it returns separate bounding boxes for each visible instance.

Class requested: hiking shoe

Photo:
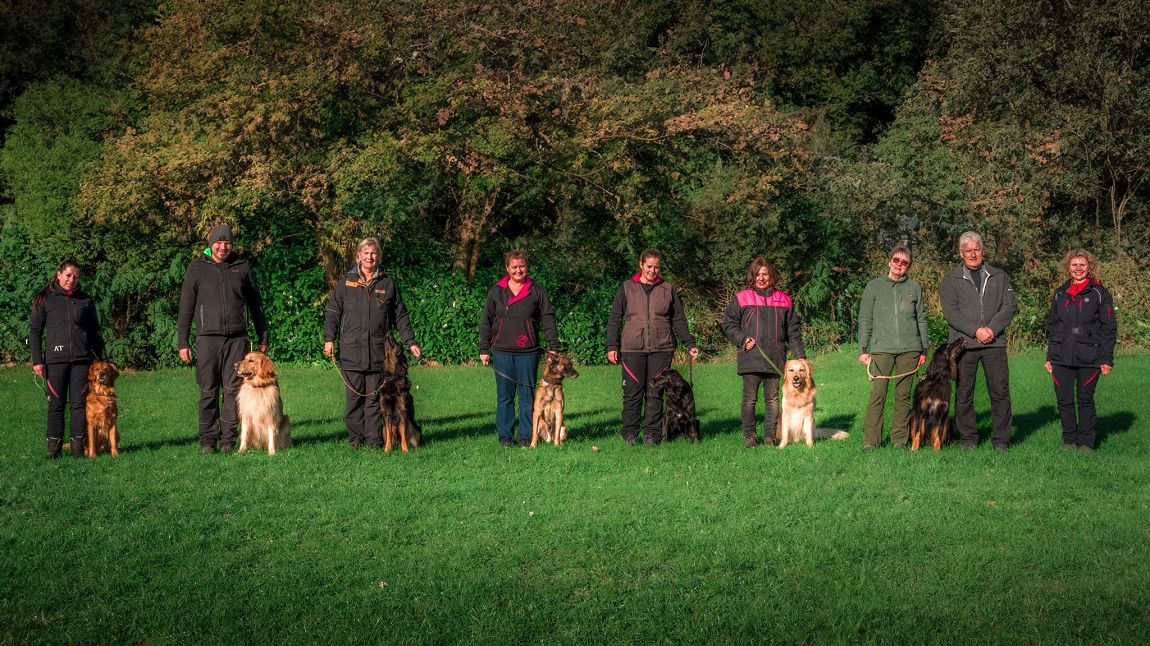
[1078,444,1094,454]
[762,436,776,447]
[643,435,659,446]
[201,445,216,454]
[350,439,362,450]
[1062,443,1075,452]
[962,442,977,451]
[743,435,758,448]
[861,444,877,452]
[220,444,234,455]
[518,439,530,447]
[993,443,1009,453]
[623,433,637,446]
[499,439,514,447]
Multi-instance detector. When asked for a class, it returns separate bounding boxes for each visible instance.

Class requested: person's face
[357,245,379,274]
[1068,256,1090,282]
[639,257,661,283]
[753,266,772,289]
[210,240,232,263]
[56,266,79,291]
[506,258,528,282]
[960,241,983,270]
[888,253,910,280]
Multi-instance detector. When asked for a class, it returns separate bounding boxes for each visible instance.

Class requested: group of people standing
[858,232,1116,453]
[28,226,1116,457]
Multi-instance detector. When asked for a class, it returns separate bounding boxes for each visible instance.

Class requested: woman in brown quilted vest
[605,249,699,445]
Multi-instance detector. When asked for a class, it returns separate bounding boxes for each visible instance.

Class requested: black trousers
[195,334,247,449]
[620,351,673,441]
[45,362,90,441]
[343,370,383,446]
[954,347,1013,447]
[1051,364,1101,448]
[741,373,780,441]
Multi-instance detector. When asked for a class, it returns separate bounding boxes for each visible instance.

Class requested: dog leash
[488,364,537,391]
[33,373,60,401]
[327,353,388,397]
[865,360,922,382]
[748,343,784,376]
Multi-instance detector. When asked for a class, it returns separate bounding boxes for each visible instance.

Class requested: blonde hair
[356,237,381,254]
[1061,248,1097,277]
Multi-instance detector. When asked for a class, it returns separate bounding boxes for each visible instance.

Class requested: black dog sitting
[650,369,701,443]
[909,337,966,451]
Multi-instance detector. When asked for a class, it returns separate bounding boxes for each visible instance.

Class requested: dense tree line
[2,0,1147,367]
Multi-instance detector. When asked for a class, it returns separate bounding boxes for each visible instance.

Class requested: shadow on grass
[1011,405,1059,445]
[1097,411,1136,447]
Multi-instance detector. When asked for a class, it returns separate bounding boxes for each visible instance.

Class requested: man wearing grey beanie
[177,224,269,453]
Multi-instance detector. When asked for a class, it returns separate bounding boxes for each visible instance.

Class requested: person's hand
[689,347,700,360]
[1044,360,1052,373]
[975,327,995,344]
[607,350,619,364]
[744,338,756,351]
[323,341,334,357]
[258,343,268,354]
[1101,364,1112,375]
[917,354,926,367]
[179,347,192,363]
[480,353,491,366]
[32,363,45,378]
[858,353,871,366]
[410,345,422,359]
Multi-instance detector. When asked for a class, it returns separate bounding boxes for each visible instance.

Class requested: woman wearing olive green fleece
[857,244,929,450]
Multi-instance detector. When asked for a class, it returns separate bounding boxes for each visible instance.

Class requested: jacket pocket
[1075,341,1100,365]
[621,322,645,351]
[898,294,916,315]
[651,321,673,350]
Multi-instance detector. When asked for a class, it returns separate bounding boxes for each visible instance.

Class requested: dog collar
[541,378,561,386]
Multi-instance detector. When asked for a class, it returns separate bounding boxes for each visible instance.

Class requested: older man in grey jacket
[940,231,1017,451]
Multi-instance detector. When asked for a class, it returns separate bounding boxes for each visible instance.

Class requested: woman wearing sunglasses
[856,243,929,450]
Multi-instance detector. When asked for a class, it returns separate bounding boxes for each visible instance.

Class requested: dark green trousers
[863,351,920,448]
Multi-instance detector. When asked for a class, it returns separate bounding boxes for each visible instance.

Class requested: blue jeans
[493,352,538,442]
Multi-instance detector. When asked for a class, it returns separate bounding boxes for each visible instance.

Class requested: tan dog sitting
[234,351,292,455]
[85,361,120,457]
[778,359,816,448]
[531,352,579,447]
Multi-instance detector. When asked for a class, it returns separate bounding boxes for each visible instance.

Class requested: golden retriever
[85,361,120,457]
[531,352,579,447]
[778,359,817,448]
[234,351,292,455]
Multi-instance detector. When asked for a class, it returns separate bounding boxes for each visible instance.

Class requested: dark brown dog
[650,368,700,443]
[85,361,120,457]
[380,335,420,453]
[910,338,966,451]
[531,351,579,447]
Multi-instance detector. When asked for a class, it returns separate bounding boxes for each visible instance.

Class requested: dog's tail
[814,428,850,440]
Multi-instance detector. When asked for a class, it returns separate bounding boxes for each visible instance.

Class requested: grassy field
[1,350,1147,644]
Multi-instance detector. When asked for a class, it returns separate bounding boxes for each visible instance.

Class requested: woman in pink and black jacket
[721,256,805,448]
[1044,249,1116,453]
[479,250,561,447]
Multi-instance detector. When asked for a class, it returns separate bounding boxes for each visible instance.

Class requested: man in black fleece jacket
[177,224,268,453]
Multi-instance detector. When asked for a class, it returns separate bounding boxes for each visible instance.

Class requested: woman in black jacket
[479,250,561,447]
[1044,249,1116,453]
[29,259,106,458]
[324,238,422,449]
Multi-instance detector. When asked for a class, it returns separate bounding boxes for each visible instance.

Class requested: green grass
[2,350,1147,644]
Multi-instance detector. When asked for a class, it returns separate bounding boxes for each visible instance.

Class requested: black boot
[70,436,86,458]
[45,437,63,460]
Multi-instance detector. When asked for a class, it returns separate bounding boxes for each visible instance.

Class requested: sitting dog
[910,338,966,451]
[649,368,700,443]
[85,361,120,457]
[234,351,292,455]
[778,359,816,448]
[380,335,420,453]
[531,351,579,447]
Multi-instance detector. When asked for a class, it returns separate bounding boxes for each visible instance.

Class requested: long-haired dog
[234,351,292,455]
[650,368,700,443]
[531,351,579,447]
[778,359,817,448]
[85,361,120,457]
[380,335,420,453]
[909,338,966,451]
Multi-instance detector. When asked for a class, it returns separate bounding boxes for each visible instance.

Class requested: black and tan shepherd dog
[650,368,700,443]
[910,338,966,451]
[380,335,421,453]
[531,351,579,447]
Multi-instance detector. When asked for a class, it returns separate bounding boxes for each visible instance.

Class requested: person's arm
[940,274,978,338]
[1099,286,1117,368]
[985,271,1018,337]
[244,265,269,350]
[88,296,106,361]
[322,284,343,357]
[1044,290,1060,363]
[720,295,748,348]
[391,283,418,354]
[29,301,46,367]
[914,282,929,356]
[786,306,806,359]
[668,289,697,350]
[604,284,626,353]
[857,282,874,359]
[536,285,561,351]
[177,263,196,350]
